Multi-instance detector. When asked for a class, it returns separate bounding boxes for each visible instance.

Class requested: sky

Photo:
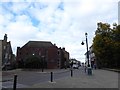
[118,1,120,25]
[0,0,119,62]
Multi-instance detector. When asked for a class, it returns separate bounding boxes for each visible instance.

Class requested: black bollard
[51,72,53,82]
[42,68,44,72]
[13,74,17,90]
[71,69,73,77]
[85,67,86,73]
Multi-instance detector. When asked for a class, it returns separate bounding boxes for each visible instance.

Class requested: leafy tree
[111,24,120,68]
[24,55,42,69]
[93,22,120,69]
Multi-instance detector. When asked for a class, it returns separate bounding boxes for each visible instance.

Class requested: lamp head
[85,33,88,36]
[81,41,84,45]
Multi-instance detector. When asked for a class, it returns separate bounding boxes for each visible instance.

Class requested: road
[2,68,72,88]
[2,67,119,88]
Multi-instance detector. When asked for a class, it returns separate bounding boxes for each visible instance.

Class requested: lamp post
[81,33,92,75]
[85,33,90,67]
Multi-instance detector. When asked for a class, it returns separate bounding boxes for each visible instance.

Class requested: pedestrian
[94,64,96,69]
[70,61,73,70]
[85,65,87,73]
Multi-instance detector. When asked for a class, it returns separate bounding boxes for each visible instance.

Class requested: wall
[17,46,60,69]
[47,47,58,69]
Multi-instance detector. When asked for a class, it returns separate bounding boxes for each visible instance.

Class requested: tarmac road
[2,68,71,88]
[2,67,119,88]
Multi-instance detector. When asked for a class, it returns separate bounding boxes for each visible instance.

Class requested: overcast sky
[0,0,119,62]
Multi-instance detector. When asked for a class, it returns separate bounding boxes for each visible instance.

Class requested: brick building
[57,47,70,69]
[16,41,69,69]
[0,34,14,70]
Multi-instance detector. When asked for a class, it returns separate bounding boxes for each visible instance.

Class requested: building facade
[0,34,14,70]
[89,46,96,68]
[16,41,69,69]
[58,47,70,69]
[84,45,96,68]
[84,51,90,67]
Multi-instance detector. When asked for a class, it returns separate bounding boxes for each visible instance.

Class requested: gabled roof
[22,41,54,48]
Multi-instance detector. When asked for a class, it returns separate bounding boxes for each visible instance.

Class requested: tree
[111,24,120,68]
[24,55,42,69]
[93,22,120,69]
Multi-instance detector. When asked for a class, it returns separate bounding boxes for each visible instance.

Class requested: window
[5,53,8,59]
[4,46,6,50]
[9,55,11,59]
[58,50,60,55]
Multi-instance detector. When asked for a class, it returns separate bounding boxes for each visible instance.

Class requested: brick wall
[47,47,58,69]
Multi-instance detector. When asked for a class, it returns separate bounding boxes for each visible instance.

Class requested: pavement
[103,68,120,73]
[2,67,119,89]
[31,68,119,88]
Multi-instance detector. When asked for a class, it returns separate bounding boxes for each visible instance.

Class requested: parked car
[73,64,79,69]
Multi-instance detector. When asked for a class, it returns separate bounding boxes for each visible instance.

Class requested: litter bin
[87,67,92,75]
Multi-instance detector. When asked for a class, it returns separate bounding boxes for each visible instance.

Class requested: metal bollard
[71,69,73,77]
[13,74,17,90]
[87,67,92,75]
[51,72,53,82]
[85,67,86,73]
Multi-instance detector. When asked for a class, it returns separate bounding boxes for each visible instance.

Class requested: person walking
[84,65,87,73]
[94,64,96,69]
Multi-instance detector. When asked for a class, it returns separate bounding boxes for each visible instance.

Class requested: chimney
[62,47,65,50]
[4,34,7,41]
[54,43,56,46]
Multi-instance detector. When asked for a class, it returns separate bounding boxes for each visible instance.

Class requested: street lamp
[85,33,90,67]
[81,33,92,75]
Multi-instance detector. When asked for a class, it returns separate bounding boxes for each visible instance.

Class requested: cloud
[0,0,119,62]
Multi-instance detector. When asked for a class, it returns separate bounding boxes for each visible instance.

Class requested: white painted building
[89,46,96,68]
[84,51,91,67]
[84,45,96,68]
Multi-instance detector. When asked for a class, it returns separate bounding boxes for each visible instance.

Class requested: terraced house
[16,41,70,69]
[0,34,14,70]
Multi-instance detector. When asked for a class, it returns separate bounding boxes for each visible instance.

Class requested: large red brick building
[16,41,69,69]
